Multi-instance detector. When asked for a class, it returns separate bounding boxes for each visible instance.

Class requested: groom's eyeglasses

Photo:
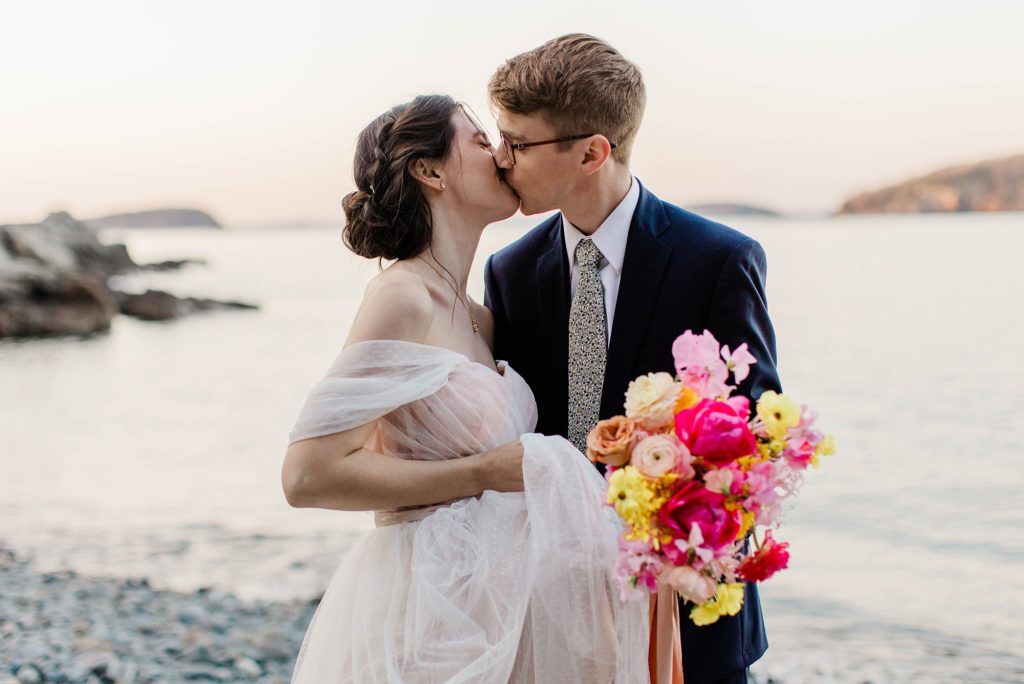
[499,132,618,166]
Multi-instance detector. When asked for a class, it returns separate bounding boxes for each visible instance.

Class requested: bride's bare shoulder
[346,266,433,345]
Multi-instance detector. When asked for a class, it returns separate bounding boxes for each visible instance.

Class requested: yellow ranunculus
[810,434,837,469]
[756,391,801,440]
[715,582,745,617]
[607,466,664,542]
[689,582,746,626]
[690,601,722,626]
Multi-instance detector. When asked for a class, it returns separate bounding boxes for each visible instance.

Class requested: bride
[282,94,649,683]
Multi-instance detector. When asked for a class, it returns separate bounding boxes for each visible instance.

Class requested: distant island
[84,208,222,229]
[687,203,781,218]
[839,154,1024,214]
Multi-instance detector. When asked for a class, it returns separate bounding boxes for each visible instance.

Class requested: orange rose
[586,416,637,466]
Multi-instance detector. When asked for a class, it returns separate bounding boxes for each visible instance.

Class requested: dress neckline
[345,339,506,379]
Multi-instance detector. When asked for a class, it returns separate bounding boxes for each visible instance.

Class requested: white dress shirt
[563,176,641,345]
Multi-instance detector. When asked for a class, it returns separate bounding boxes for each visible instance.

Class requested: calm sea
[1,212,1022,682]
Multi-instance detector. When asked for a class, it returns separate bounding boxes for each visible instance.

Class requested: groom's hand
[474,440,525,493]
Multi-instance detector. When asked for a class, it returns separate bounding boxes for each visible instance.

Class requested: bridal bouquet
[587,330,835,626]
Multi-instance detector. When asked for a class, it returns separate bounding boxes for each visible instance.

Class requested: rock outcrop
[0,212,256,339]
[839,154,1024,214]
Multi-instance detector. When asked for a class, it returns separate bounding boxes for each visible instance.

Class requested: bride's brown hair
[342,94,461,261]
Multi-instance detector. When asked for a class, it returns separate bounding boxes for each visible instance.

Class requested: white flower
[624,372,679,430]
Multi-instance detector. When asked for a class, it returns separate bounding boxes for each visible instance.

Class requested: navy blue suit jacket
[484,180,780,682]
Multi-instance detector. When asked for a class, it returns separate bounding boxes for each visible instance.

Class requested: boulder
[0,212,257,339]
[0,273,117,337]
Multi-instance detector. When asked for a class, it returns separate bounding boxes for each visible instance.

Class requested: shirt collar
[563,176,640,276]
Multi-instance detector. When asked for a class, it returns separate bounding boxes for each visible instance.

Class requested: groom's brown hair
[488,34,645,164]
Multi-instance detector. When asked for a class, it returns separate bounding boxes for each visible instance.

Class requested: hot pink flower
[658,480,742,551]
[736,532,790,582]
[674,396,757,466]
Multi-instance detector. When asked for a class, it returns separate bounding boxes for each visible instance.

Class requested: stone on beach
[0,546,314,684]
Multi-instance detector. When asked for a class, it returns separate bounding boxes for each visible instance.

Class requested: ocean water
[1,212,1022,682]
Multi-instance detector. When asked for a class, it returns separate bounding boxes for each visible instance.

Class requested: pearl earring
[440,181,446,190]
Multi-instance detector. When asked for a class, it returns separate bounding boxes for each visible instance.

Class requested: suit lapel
[536,215,571,434]
[601,184,673,418]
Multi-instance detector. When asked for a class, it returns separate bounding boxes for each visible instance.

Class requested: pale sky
[2,0,1022,225]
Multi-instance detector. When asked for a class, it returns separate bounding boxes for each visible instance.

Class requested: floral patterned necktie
[568,238,607,454]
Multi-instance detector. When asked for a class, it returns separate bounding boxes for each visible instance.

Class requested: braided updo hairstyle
[342,95,461,260]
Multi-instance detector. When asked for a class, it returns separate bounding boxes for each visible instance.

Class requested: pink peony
[658,480,742,551]
[736,532,790,582]
[632,434,694,479]
[674,396,757,466]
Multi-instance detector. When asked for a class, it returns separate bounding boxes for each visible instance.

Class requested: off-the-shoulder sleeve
[287,340,466,444]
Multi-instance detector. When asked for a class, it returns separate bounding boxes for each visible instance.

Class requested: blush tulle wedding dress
[287,340,649,683]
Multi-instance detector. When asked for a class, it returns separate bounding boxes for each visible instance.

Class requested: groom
[484,34,781,684]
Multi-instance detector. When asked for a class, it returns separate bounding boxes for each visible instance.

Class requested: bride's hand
[475,440,524,493]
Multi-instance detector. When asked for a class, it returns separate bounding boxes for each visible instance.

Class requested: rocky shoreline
[0,212,257,339]
[0,547,314,684]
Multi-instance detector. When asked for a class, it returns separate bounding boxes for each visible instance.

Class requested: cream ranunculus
[632,434,692,479]
[624,372,680,430]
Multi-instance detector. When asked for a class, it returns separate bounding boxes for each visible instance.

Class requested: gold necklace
[416,255,479,334]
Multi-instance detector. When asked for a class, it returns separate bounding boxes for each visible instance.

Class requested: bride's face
[438,109,521,224]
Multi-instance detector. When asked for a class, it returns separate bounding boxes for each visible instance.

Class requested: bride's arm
[282,430,523,511]
[281,270,524,511]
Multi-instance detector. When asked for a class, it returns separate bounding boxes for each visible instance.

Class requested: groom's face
[493,108,584,216]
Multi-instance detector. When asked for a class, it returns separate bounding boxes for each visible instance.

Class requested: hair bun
[341,95,461,261]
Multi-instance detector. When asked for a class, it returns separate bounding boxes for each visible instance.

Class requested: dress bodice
[288,340,538,460]
[368,358,539,461]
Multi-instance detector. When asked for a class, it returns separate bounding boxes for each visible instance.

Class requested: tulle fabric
[288,340,649,683]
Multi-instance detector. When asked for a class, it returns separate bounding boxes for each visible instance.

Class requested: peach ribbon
[648,586,684,684]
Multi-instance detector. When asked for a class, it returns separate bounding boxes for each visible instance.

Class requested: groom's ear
[579,135,614,176]
[407,157,445,192]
